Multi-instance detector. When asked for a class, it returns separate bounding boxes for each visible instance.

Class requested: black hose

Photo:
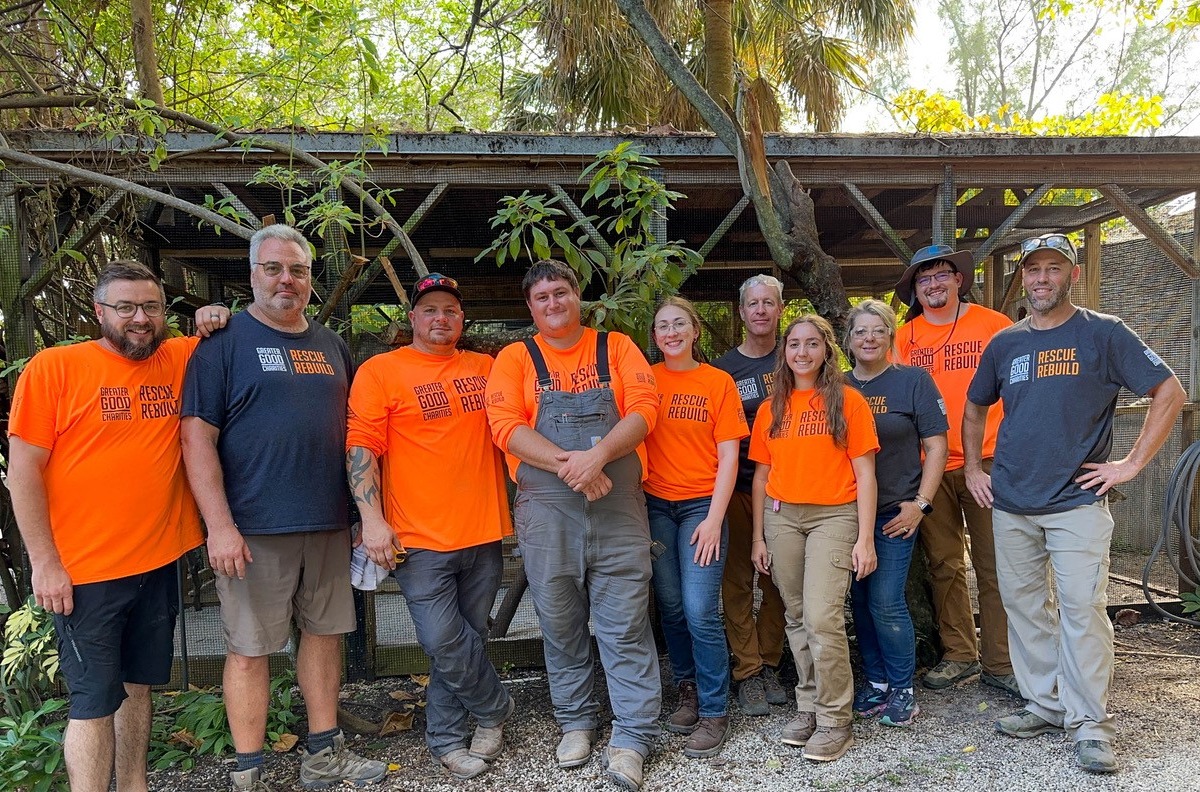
[1142,438,1200,626]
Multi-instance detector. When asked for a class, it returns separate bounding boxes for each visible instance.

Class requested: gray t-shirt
[182,311,353,535]
[847,365,948,512]
[967,308,1172,515]
[712,345,777,492]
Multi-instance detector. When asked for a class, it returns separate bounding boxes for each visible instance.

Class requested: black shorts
[54,562,180,720]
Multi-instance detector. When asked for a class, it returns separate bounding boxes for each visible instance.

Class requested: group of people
[7,223,1184,792]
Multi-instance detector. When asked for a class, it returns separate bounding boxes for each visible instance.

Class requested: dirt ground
[149,616,1200,792]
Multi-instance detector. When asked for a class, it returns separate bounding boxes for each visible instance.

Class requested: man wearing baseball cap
[347,273,516,780]
[895,245,1017,695]
[963,233,1184,772]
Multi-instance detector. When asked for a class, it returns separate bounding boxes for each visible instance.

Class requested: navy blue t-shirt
[847,365,948,512]
[712,346,777,493]
[182,310,353,535]
[967,308,1173,515]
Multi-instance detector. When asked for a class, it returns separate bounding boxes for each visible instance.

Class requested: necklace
[852,365,889,384]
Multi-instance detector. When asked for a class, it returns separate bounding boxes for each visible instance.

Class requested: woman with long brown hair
[748,314,879,763]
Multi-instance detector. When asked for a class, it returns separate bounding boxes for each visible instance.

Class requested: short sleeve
[181,335,229,428]
[713,369,750,443]
[484,343,532,451]
[748,402,773,464]
[844,389,881,459]
[7,353,60,450]
[912,368,950,437]
[1106,320,1174,397]
[345,357,391,456]
[611,333,658,432]
[967,342,1001,407]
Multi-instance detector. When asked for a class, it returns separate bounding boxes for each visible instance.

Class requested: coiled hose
[1142,438,1200,625]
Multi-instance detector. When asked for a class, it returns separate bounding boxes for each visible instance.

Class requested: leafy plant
[478,142,701,342]
[1182,587,1200,614]
[0,601,67,792]
[0,698,68,792]
[1,599,60,715]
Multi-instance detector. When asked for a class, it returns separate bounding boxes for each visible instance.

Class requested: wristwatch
[914,496,934,515]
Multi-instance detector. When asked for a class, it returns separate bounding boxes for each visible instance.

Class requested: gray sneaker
[299,733,387,789]
[780,711,816,746]
[802,725,854,762]
[981,672,1022,698]
[922,659,981,689]
[995,709,1065,739]
[230,767,274,792]
[1076,739,1118,773]
[760,666,788,706]
[737,674,769,716]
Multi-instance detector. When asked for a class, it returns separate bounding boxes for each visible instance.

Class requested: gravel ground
[153,618,1200,792]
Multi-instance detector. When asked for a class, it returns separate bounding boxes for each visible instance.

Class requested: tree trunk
[130,0,165,105]
[702,0,735,109]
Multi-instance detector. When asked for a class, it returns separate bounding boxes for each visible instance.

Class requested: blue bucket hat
[894,245,974,306]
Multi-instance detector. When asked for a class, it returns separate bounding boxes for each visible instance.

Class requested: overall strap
[522,337,556,391]
[596,331,611,386]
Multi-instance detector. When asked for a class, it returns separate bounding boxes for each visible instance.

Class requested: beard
[101,318,167,361]
[1028,282,1071,314]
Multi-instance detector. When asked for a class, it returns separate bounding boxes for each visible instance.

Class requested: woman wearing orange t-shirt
[644,297,749,760]
[749,314,879,763]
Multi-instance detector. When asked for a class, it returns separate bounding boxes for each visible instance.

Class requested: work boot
[603,746,644,791]
[922,659,980,689]
[1076,740,1119,773]
[299,733,387,789]
[230,767,275,792]
[995,709,1065,739]
[683,716,730,758]
[780,711,816,746]
[760,666,788,706]
[737,673,769,716]
[556,729,596,769]
[469,694,516,760]
[802,725,854,762]
[667,680,699,734]
[981,672,1022,698]
[437,748,489,780]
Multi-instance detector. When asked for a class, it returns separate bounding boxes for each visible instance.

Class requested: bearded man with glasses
[181,224,386,791]
[894,245,1018,697]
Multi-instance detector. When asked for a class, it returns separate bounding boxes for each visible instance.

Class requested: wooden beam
[1191,190,1200,402]
[999,259,1025,315]
[1083,224,1101,310]
[346,183,449,305]
[842,182,913,262]
[18,190,129,302]
[213,183,262,230]
[698,195,749,259]
[985,252,1003,309]
[549,184,614,263]
[973,183,1053,262]
[1098,184,1199,278]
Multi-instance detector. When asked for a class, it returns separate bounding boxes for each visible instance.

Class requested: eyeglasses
[254,261,311,279]
[653,319,692,334]
[914,270,957,288]
[1019,233,1077,265]
[97,300,165,318]
[851,327,889,340]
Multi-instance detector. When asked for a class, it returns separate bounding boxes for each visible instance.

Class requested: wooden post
[1083,223,1101,310]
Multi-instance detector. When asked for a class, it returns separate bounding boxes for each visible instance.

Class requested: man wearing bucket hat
[963,233,1184,773]
[895,245,1017,696]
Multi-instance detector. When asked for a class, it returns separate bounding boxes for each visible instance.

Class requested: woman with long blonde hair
[748,313,879,763]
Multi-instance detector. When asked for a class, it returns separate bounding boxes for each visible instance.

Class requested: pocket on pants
[823,548,856,605]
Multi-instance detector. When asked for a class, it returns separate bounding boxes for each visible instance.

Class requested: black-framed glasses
[254,261,312,279]
[97,300,165,318]
[1020,234,1077,265]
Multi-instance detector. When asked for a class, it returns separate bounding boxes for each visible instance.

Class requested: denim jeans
[849,508,917,689]
[647,493,730,718]
[391,542,511,757]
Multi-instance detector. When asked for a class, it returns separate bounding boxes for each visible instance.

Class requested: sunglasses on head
[416,274,459,290]
[1020,234,1077,264]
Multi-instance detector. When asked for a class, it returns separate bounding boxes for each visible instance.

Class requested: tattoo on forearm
[346,447,381,507]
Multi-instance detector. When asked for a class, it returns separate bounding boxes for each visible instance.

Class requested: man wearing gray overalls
[486,260,662,792]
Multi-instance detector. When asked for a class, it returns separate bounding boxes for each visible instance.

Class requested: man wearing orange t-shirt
[346,274,514,782]
[8,261,227,792]
[485,260,660,792]
[894,245,1016,695]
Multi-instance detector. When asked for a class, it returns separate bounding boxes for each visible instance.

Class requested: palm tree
[506,0,914,132]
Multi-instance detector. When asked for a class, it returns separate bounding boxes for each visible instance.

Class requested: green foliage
[1,599,60,715]
[478,143,701,342]
[0,698,69,792]
[148,670,301,771]
[1182,587,1200,614]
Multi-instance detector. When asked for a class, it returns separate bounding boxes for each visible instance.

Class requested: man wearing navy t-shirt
[963,233,1184,775]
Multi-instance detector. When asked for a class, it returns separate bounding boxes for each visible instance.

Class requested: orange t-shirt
[485,328,658,481]
[748,386,880,505]
[7,337,203,584]
[644,363,749,501]
[896,304,1012,470]
[346,346,512,552]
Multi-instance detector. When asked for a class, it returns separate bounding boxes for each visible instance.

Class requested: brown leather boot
[802,725,854,762]
[666,680,699,734]
[780,711,817,746]
[683,716,730,758]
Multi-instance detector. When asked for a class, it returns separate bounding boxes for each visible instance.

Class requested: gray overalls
[513,333,662,755]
